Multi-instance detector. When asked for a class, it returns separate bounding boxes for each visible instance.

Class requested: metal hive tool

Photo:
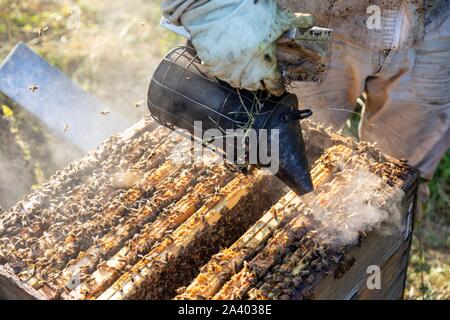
[148,46,314,196]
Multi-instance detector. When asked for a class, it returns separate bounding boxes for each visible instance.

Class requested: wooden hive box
[0,117,419,300]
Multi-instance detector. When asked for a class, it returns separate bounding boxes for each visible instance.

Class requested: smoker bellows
[0,116,418,300]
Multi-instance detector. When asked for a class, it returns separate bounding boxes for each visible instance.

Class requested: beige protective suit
[162,0,450,180]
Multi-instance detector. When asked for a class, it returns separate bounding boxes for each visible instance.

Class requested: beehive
[0,116,419,300]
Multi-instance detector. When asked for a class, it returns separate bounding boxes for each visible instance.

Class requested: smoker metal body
[148,46,314,196]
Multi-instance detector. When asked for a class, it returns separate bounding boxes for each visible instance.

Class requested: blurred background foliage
[0,0,182,113]
[0,0,448,300]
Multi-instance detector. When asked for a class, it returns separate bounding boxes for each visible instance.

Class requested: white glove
[180,0,314,96]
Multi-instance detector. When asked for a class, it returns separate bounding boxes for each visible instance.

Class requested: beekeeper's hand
[180,0,314,96]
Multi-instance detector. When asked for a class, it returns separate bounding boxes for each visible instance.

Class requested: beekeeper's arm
[161,0,314,96]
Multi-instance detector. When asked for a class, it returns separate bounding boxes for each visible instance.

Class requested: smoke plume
[305,167,405,249]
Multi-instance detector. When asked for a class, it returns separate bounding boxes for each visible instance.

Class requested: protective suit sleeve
[161,0,208,25]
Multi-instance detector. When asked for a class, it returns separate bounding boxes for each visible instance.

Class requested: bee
[200,215,208,226]
[279,294,291,300]
[300,269,310,277]
[38,26,48,37]
[292,275,302,287]
[270,285,282,297]
[100,109,110,116]
[165,234,175,244]
[115,283,125,294]
[305,274,315,284]
[28,85,38,93]
[302,288,315,300]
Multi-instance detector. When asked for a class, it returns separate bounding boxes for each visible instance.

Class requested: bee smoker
[147,46,314,196]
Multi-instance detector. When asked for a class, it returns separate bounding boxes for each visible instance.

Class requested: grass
[0,0,448,300]
[405,150,449,300]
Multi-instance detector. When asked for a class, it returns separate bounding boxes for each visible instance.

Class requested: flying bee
[100,108,110,116]
[28,84,38,93]
[38,26,48,37]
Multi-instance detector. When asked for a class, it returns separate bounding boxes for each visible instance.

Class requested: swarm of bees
[0,117,414,300]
